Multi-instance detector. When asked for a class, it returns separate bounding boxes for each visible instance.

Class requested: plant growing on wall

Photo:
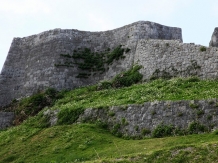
[97,65,143,89]
[200,46,206,52]
[55,46,131,78]
[112,65,143,87]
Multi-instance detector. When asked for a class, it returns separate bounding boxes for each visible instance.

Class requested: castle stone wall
[0,21,182,107]
[78,99,218,136]
[134,39,218,80]
[0,112,14,130]
[210,27,218,47]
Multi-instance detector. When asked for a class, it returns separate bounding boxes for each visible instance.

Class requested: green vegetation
[200,46,207,52]
[111,65,143,87]
[189,102,199,109]
[3,77,218,162]
[1,123,218,163]
[55,46,131,78]
[5,88,63,125]
[98,65,143,89]
[188,121,207,134]
[151,122,208,138]
[152,124,175,138]
[73,48,105,72]
[52,77,218,112]
[107,45,125,64]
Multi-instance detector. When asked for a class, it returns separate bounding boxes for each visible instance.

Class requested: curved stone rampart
[0,21,182,107]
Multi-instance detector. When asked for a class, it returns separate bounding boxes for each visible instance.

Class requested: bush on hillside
[112,65,143,88]
[14,88,62,125]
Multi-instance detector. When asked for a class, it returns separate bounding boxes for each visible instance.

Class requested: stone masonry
[78,99,218,136]
[0,112,14,130]
[135,39,218,80]
[1,21,218,131]
[0,21,182,107]
[210,27,218,47]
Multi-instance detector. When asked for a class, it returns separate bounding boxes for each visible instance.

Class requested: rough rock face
[210,27,218,47]
[0,21,182,107]
[0,112,14,130]
[135,39,218,80]
[78,99,218,137]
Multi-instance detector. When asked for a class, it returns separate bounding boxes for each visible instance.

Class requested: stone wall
[210,27,218,47]
[0,112,14,130]
[134,39,218,80]
[78,99,218,137]
[0,21,182,107]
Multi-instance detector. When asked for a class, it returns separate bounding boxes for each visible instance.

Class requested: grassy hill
[1,76,218,162]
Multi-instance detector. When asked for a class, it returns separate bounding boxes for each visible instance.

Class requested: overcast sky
[0,0,218,72]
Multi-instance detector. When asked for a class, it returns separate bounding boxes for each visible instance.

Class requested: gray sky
[0,0,218,71]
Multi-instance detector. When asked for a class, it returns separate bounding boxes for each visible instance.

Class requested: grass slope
[1,123,218,163]
[1,77,218,162]
[53,77,218,111]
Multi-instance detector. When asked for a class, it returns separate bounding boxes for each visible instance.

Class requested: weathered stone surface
[135,39,218,80]
[0,21,182,107]
[210,27,218,47]
[43,109,59,126]
[0,112,14,130]
[78,99,218,136]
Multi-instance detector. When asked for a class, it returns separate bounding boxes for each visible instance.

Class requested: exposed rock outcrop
[0,112,14,130]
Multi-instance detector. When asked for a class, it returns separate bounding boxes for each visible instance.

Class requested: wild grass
[1,123,218,163]
[2,77,218,162]
[52,77,218,112]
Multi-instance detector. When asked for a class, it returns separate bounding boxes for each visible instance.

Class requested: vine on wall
[55,45,131,78]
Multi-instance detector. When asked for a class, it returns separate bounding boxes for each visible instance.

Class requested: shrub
[121,118,126,124]
[97,81,112,90]
[200,46,206,52]
[112,65,143,88]
[111,123,121,136]
[188,121,206,134]
[152,124,175,138]
[213,130,218,135]
[13,88,62,125]
[189,103,199,109]
[45,88,58,99]
[207,115,212,120]
[24,111,50,128]
[209,100,215,105]
[196,110,204,118]
[108,111,115,117]
[107,45,125,64]
[177,112,183,117]
[16,93,47,120]
[57,107,84,125]
[95,119,108,129]
[151,110,156,115]
[186,76,200,82]
[134,125,139,131]
[125,48,131,53]
[141,128,151,135]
